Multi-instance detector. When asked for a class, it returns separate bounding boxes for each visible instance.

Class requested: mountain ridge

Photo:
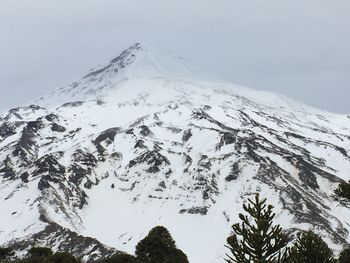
[0,43,350,263]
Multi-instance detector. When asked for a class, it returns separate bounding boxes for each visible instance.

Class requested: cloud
[0,0,349,113]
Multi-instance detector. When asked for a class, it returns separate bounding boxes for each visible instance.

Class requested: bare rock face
[0,44,349,263]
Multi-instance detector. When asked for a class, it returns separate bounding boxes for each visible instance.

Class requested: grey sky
[0,0,349,114]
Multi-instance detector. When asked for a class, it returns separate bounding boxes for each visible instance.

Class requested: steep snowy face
[1,44,350,263]
[35,43,207,108]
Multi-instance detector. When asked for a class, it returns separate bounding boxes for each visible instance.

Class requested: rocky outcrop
[7,222,117,262]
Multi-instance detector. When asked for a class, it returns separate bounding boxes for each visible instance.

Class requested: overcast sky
[0,0,349,114]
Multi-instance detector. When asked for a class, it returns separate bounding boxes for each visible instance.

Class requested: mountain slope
[1,43,350,263]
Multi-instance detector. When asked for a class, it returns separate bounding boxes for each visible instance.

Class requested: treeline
[225,194,350,263]
[0,226,188,263]
[1,181,350,263]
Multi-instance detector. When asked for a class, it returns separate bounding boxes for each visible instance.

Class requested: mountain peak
[83,43,142,79]
[2,43,350,263]
[35,43,209,107]
[83,42,205,80]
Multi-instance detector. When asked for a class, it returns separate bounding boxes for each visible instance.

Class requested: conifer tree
[339,246,350,263]
[28,247,53,258]
[0,247,14,261]
[100,253,137,263]
[225,194,290,263]
[334,180,350,201]
[288,231,336,263]
[48,252,80,263]
[135,226,188,263]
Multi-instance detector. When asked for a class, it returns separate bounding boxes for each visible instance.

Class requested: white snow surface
[1,43,350,262]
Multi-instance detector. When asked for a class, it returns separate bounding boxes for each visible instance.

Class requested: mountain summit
[1,43,350,263]
[36,43,207,107]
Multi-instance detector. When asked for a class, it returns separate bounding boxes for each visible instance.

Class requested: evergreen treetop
[135,225,188,263]
[334,180,350,202]
[288,231,336,263]
[226,194,290,263]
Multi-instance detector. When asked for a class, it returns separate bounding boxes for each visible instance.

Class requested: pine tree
[135,226,188,263]
[0,247,14,261]
[334,180,350,201]
[28,247,53,258]
[100,253,137,263]
[225,194,290,263]
[338,246,350,263]
[288,231,336,263]
[48,252,80,263]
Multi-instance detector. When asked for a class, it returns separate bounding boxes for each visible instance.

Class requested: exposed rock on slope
[0,43,350,263]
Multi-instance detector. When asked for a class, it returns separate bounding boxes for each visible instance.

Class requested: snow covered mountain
[1,43,350,263]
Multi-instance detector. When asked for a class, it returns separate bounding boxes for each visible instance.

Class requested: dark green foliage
[46,252,80,263]
[335,181,350,201]
[0,226,188,263]
[6,248,79,263]
[169,249,188,263]
[226,194,290,263]
[28,247,53,258]
[99,253,137,263]
[288,231,336,263]
[338,246,350,263]
[100,226,188,263]
[135,226,189,263]
[0,247,14,260]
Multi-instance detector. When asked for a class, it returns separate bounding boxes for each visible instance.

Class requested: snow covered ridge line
[1,43,350,263]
